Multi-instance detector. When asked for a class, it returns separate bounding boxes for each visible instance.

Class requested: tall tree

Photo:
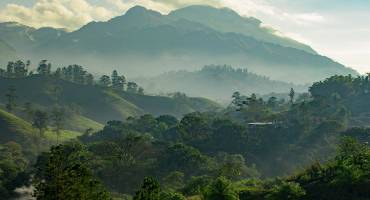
[37,60,51,76]
[5,86,17,113]
[127,82,139,93]
[111,70,119,89]
[51,107,65,144]
[99,75,111,87]
[138,87,144,95]
[111,70,126,90]
[14,60,28,78]
[32,110,49,138]
[34,143,112,200]
[289,88,295,104]
[6,61,15,78]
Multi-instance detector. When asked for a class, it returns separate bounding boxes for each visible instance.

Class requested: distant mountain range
[136,65,308,102]
[0,5,357,84]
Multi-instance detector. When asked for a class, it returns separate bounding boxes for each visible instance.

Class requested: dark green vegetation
[0,6,356,83]
[0,73,368,199]
[137,65,307,101]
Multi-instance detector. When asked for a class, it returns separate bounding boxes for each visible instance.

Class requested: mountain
[0,22,66,52]
[169,5,316,54]
[136,65,307,102]
[0,6,357,83]
[0,76,221,125]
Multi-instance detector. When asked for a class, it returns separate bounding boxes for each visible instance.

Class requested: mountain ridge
[0,5,358,84]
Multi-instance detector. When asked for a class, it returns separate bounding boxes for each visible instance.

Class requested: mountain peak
[125,5,162,17]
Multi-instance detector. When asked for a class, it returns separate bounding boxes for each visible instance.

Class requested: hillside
[0,76,221,124]
[136,65,308,101]
[0,108,80,157]
[0,39,16,63]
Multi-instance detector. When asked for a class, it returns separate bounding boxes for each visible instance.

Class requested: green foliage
[182,176,213,196]
[203,177,239,200]
[265,180,305,200]
[160,191,186,200]
[133,177,161,200]
[0,142,29,198]
[159,143,211,177]
[34,142,112,200]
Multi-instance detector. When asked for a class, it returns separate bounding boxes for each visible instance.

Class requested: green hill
[137,65,308,102]
[0,76,221,127]
[0,108,81,158]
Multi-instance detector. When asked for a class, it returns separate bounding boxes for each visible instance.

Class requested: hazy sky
[0,0,368,74]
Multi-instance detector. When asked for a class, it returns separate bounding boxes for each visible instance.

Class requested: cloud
[0,0,115,30]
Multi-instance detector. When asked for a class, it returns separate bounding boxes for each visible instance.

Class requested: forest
[0,60,369,200]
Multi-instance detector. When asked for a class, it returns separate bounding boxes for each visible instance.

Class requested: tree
[231,92,242,108]
[32,110,48,139]
[289,88,295,104]
[99,75,111,87]
[267,96,278,110]
[34,143,112,200]
[0,68,6,77]
[37,60,51,76]
[133,177,161,200]
[111,70,120,89]
[138,87,144,95]
[71,64,86,84]
[6,61,14,78]
[266,180,305,200]
[203,177,239,200]
[5,86,17,113]
[14,60,28,78]
[85,73,94,85]
[51,107,65,144]
[127,82,139,93]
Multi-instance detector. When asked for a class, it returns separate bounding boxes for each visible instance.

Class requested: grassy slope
[0,108,81,157]
[64,113,104,133]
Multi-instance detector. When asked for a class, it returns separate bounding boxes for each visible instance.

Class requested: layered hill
[0,76,221,126]
[136,65,308,101]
